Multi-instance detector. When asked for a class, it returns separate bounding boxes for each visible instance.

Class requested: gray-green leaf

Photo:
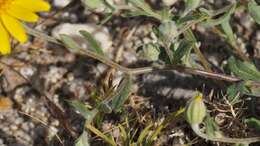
[221,20,236,45]
[205,116,222,138]
[81,0,104,9]
[69,100,98,123]
[139,43,160,61]
[203,4,236,26]
[60,34,81,53]
[158,21,178,45]
[248,0,260,25]
[129,0,163,21]
[245,118,260,131]
[228,57,260,82]
[111,75,132,112]
[79,30,104,56]
[227,82,249,104]
[172,39,193,64]
[75,131,90,146]
[182,0,201,17]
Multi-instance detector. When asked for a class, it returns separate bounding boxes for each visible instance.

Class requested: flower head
[186,94,207,125]
[0,0,50,55]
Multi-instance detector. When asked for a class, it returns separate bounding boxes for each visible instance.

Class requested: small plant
[2,0,260,145]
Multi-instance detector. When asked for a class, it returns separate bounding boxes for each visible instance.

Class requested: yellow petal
[0,22,11,55]
[6,4,39,22]
[1,14,27,43]
[12,0,51,12]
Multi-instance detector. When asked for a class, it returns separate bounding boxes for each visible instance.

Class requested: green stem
[191,124,260,144]
[184,29,212,72]
[75,47,243,83]
[212,27,249,62]
[25,23,260,86]
[24,26,243,82]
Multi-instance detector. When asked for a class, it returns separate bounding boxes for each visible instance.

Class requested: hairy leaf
[111,76,132,112]
[172,39,193,64]
[182,0,201,16]
[245,118,260,131]
[248,0,260,25]
[228,57,260,82]
[205,116,222,138]
[111,75,132,112]
[69,100,97,123]
[128,0,166,21]
[75,131,90,146]
[80,30,104,56]
[227,82,249,104]
[60,34,81,53]
[203,4,236,26]
[138,43,160,61]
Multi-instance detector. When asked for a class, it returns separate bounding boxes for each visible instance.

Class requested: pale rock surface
[162,0,177,6]
[52,23,112,53]
[53,0,71,7]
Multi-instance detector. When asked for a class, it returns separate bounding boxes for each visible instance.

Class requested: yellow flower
[0,0,50,55]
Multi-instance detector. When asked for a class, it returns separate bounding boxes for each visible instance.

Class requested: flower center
[0,0,13,14]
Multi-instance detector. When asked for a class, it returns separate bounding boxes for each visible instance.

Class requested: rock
[256,31,260,40]
[53,0,71,8]
[44,66,67,84]
[20,66,35,78]
[162,0,177,6]
[0,97,13,112]
[123,52,137,64]
[52,23,112,53]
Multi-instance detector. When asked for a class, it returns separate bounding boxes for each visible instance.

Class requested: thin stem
[25,25,61,45]
[24,26,246,83]
[115,5,133,11]
[204,3,234,17]
[164,45,174,63]
[163,14,209,63]
[19,111,64,145]
[184,29,212,72]
[193,44,212,71]
[230,42,250,61]
[191,124,260,144]
[75,46,240,82]
[78,48,132,73]
[211,27,249,61]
